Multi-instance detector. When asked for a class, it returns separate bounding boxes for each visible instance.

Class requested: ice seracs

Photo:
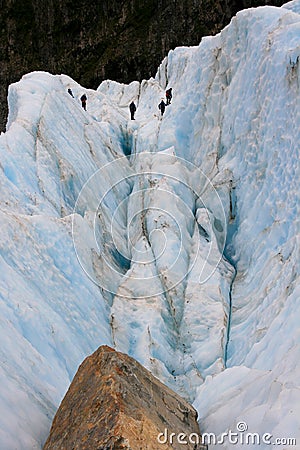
[0,1,299,448]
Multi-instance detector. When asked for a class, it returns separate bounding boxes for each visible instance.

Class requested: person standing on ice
[158,99,166,116]
[68,88,74,98]
[80,94,87,110]
[129,101,136,120]
[166,87,172,105]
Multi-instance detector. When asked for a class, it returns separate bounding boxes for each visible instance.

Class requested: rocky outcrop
[0,0,286,131]
[43,346,204,450]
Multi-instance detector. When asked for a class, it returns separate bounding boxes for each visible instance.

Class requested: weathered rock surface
[43,345,203,449]
[0,0,286,131]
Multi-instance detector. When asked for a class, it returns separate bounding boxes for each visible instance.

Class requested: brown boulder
[43,345,205,450]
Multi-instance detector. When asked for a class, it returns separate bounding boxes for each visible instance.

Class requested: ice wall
[152,4,300,445]
[0,1,299,449]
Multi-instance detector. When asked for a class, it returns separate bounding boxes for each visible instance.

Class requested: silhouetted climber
[158,99,166,116]
[80,94,87,110]
[68,88,74,98]
[166,88,172,105]
[129,101,136,120]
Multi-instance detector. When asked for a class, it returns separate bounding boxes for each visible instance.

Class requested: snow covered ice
[0,1,299,449]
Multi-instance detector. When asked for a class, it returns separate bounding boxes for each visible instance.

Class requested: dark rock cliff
[1,0,286,130]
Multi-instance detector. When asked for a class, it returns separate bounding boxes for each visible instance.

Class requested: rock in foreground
[43,346,204,449]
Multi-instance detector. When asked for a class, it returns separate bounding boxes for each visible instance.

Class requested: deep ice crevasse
[0,2,299,448]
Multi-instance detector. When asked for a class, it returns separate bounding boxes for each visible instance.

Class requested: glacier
[0,2,299,449]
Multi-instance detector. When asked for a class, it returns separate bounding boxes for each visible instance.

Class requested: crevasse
[0,2,299,449]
